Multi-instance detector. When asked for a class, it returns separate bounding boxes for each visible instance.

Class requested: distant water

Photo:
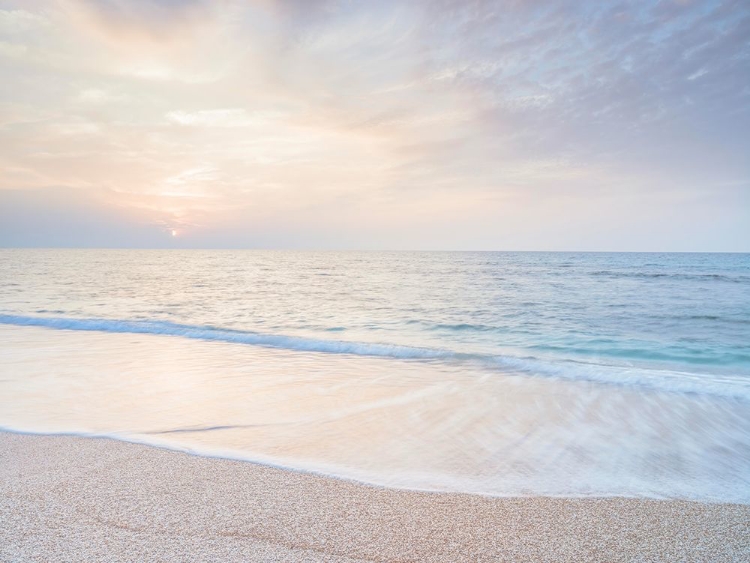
[1,250,749,503]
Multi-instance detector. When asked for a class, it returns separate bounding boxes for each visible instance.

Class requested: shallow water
[1,250,749,502]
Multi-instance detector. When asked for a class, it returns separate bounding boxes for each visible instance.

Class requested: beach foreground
[1,432,748,562]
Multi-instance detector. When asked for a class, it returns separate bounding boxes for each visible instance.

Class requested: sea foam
[2,313,749,401]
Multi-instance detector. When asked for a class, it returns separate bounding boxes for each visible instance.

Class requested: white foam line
[0,313,450,360]
[2,313,749,401]
[1,426,745,505]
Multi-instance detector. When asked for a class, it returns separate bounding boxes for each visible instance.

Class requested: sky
[0,0,748,250]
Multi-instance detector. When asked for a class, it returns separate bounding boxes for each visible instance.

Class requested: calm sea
[1,250,749,502]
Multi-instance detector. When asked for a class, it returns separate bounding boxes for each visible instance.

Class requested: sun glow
[171,229,178,237]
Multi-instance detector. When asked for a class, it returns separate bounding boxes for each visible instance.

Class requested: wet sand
[1,432,748,562]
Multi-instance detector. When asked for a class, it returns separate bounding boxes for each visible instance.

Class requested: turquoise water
[1,250,749,502]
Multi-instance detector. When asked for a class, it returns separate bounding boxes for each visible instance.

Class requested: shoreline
[2,432,749,562]
[1,425,745,505]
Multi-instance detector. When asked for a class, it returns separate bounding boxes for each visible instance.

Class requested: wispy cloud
[0,0,748,249]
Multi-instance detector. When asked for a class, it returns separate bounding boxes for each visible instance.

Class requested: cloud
[0,0,748,249]
[165,109,281,128]
[63,0,219,42]
[0,9,47,34]
[75,88,127,104]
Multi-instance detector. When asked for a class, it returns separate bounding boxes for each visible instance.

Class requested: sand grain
[1,432,748,562]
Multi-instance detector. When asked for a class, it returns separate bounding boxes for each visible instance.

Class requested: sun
[171,229,178,237]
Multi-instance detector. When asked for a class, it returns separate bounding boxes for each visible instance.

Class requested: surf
[2,313,749,401]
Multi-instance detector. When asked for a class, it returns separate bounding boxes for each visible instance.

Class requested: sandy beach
[1,432,748,562]
[2,0,749,557]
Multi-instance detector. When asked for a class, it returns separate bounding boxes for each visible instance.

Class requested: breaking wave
[2,313,749,401]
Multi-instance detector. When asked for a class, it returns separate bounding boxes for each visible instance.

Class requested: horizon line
[1,247,748,254]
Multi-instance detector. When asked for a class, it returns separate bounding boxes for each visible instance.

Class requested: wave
[488,355,750,401]
[0,313,452,360]
[589,271,750,283]
[1,424,748,504]
[1,313,749,401]
[666,314,750,325]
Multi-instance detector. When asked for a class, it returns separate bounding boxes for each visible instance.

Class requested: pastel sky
[0,0,748,250]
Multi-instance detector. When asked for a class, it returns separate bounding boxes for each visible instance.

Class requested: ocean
[1,249,749,503]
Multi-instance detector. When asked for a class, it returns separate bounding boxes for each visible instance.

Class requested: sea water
[0,250,748,502]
